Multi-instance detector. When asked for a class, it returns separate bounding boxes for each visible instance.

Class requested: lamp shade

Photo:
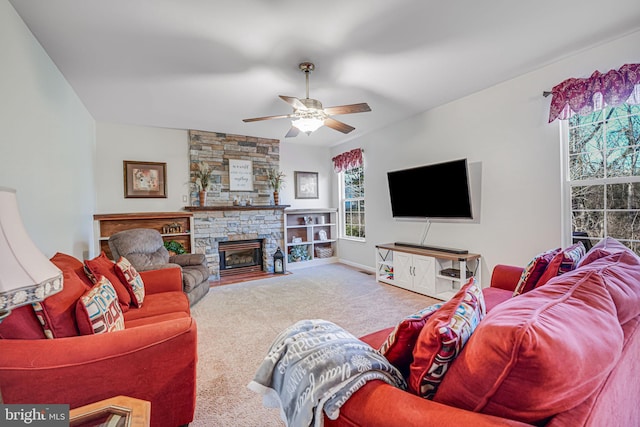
[292,117,324,134]
[0,187,62,317]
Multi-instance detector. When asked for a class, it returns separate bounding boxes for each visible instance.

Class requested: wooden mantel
[184,205,290,212]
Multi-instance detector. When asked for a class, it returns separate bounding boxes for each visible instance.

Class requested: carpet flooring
[189,263,439,426]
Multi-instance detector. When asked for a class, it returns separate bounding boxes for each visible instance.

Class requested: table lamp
[0,187,63,321]
[0,187,64,403]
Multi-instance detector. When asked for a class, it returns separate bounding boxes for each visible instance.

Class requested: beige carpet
[189,263,439,427]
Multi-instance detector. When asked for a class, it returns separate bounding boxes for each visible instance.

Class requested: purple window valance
[548,63,640,122]
[332,148,363,173]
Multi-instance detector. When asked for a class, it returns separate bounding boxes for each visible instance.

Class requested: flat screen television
[387,158,473,220]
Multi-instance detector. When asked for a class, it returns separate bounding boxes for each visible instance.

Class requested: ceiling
[10,0,640,146]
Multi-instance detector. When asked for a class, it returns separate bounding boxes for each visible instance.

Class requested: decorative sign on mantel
[229,159,254,191]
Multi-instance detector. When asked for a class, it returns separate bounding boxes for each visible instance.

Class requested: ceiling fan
[243,62,371,138]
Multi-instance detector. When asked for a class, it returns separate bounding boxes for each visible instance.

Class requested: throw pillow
[408,278,485,399]
[379,302,443,375]
[32,264,90,338]
[50,252,94,287]
[577,241,640,324]
[84,251,132,311]
[75,276,125,335]
[535,242,585,287]
[114,256,145,308]
[433,268,623,424]
[512,248,560,296]
[577,236,629,267]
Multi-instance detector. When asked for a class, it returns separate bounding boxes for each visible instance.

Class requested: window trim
[338,166,366,242]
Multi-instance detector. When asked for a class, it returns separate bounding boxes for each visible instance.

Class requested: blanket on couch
[248,319,406,427]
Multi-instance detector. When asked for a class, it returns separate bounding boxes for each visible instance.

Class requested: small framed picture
[229,159,254,191]
[123,161,167,198]
[294,171,319,199]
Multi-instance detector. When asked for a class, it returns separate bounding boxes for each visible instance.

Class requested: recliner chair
[108,228,210,306]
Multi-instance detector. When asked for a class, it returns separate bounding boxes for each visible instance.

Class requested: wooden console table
[70,395,150,427]
[376,243,481,301]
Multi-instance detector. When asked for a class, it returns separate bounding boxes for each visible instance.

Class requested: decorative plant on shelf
[164,240,186,255]
[266,168,286,205]
[193,162,212,206]
[288,244,310,263]
[194,162,212,192]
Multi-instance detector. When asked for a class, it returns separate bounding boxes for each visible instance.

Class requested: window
[340,165,365,240]
[564,103,640,253]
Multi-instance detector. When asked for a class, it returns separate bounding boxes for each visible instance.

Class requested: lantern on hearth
[273,247,285,274]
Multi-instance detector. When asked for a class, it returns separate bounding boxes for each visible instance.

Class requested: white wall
[95,122,190,214]
[0,0,96,259]
[332,30,640,279]
[279,141,333,209]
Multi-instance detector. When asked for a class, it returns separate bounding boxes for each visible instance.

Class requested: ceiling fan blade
[324,118,355,134]
[323,103,371,115]
[285,127,301,138]
[279,95,307,110]
[242,114,291,123]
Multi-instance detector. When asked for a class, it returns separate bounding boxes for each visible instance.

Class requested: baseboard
[286,256,338,270]
[338,258,374,273]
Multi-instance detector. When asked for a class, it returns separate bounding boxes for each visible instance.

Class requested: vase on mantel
[199,191,207,207]
[273,191,279,205]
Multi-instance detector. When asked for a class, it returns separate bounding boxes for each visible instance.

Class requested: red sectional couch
[326,237,640,426]
[0,253,197,427]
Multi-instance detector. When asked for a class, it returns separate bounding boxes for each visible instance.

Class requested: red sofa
[0,253,197,427]
[327,237,640,426]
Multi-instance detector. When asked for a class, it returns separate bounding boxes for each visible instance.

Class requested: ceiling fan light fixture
[292,117,324,134]
[243,61,371,137]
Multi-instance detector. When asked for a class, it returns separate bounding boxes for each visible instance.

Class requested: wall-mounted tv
[387,158,473,220]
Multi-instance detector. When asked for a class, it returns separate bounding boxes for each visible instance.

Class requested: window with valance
[548,63,639,122]
[333,148,365,240]
[550,64,640,254]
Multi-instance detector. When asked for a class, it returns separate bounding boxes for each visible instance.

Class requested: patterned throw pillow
[84,252,132,311]
[75,276,125,335]
[512,248,560,296]
[379,302,444,375]
[114,256,145,308]
[408,278,486,399]
[535,242,585,288]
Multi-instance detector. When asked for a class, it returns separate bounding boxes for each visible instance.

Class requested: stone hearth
[188,206,287,280]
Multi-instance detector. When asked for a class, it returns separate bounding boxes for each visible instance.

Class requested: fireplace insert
[218,239,263,276]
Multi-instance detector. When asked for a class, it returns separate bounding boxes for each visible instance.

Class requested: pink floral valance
[548,63,640,122]
[332,148,363,173]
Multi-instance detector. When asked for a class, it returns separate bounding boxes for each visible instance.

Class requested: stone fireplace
[186,129,286,280]
[189,206,287,280]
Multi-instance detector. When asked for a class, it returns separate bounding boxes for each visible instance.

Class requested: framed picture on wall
[294,171,319,199]
[229,159,254,191]
[123,160,167,198]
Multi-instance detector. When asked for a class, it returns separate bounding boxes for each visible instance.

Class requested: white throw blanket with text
[248,319,406,427]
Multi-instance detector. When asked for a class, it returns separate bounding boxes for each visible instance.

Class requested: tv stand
[394,242,468,255]
[375,243,481,301]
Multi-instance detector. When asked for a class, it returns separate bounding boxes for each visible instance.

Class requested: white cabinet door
[393,251,413,291]
[412,255,436,295]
